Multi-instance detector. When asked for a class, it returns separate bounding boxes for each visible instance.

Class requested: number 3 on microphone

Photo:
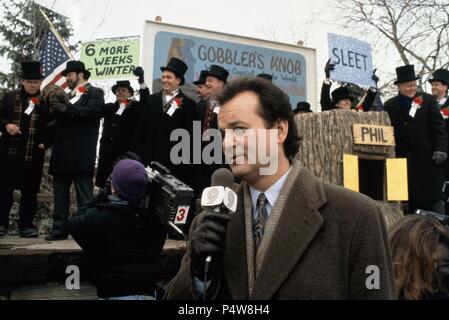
[175,206,190,225]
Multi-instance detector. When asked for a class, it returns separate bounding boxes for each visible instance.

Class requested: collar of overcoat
[223,160,327,300]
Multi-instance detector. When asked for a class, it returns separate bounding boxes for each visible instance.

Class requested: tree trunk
[294,110,403,228]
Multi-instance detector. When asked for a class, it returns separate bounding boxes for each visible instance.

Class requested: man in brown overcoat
[165,77,395,300]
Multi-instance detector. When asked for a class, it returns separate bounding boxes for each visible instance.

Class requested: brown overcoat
[165,161,395,300]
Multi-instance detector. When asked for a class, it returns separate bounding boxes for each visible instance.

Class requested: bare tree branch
[332,0,449,91]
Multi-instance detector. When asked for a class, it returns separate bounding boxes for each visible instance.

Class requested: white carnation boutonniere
[409,96,423,118]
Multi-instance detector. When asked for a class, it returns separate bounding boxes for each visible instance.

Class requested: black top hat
[206,65,229,83]
[257,74,273,82]
[332,87,354,104]
[429,69,449,86]
[161,58,188,86]
[193,70,208,86]
[20,61,44,80]
[394,65,419,85]
[112,80,134,95]
[294,101,312,114]
[61,60,91,79]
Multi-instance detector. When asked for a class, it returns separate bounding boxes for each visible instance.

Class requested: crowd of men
[1,54,449,300]
[0,57,449,240]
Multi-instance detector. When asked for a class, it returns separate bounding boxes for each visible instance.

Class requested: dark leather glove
[96,176,112,204]
[52,102,68,114]
[190,209,231,280]
[133,67,145,84]
[372,68,379,87]
[433,151,448,165]
[325,59,335,79]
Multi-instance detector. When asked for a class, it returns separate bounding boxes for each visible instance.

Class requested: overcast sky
[1,0,405,100]
[0,0,349,74]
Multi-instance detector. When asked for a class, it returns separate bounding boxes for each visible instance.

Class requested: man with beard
[95,68,150,188]
[45,61,104,241]
[385,65,447,215]
[195,65,230,195]
[132,58,196,189]
[194,70,211,103]
[0,61,50,238]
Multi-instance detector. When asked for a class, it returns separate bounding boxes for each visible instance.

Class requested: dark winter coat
[95,88,149,187]
[320,82,376,112]
[439,98,449,183]
[49,83,104,174]
[194,98,229,196]
[132,89,196,188]
[384,92,447,203]
[67,199,167,298]
[0,89,50,191]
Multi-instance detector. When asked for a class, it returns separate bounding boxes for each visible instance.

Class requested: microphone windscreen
[211,168,234,189]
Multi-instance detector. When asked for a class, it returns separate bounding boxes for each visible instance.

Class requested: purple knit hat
[111,159,148,201]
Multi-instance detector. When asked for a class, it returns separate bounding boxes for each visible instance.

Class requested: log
[294,110,403,228]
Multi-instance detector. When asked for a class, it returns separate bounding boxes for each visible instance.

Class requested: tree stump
[294,110,404,228]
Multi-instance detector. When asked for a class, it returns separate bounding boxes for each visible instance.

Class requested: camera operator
[67,159,167,300]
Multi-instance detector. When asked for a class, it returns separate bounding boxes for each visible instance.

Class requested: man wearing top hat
[45,60,105,241]
[429,68,449,212]
[0,61,50,238]
[294,102,313,114]
[194,70,211,104]
[257,74,273,83]
[132,57,196,189]
[199,65,229,136]
[321,60,379,112]
[194,65,230,195]
[95,68,150,188]
[385,65,448,215]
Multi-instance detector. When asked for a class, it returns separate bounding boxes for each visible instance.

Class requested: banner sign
[328,33,375,87]
[81,37,140,80]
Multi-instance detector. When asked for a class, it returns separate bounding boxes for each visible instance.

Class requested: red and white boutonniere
[70,86,88,104]
[119,99,129,108]
[174,98,183,108]
[412,97,423,109]
[442,107,449,119]
[77,86,87,95]
[116,100,129,116]
[30,97,40,106]
[409,96,423,118]
[25,97,40,115]
[167,97,184,117]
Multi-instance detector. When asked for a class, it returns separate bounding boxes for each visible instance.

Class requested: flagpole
[39,8,74,59]
[32,0,38,59]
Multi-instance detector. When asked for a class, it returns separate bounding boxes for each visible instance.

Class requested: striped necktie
[254,193,268,253]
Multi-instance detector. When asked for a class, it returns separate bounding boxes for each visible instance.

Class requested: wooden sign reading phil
[353,124,395,146]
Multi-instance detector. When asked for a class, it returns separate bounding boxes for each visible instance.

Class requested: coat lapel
[250,162,327,300]
[223,186,250,300]
[442,97,449,109]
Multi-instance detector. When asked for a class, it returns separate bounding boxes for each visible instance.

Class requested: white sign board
[328,33,375,88]
[141,21,317,109]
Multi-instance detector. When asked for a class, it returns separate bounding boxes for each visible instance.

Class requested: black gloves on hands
[190,209,231,280]
[133,67,145,84]
[52,102,68,114]
[433,151,448,165]
[325,59,335,79]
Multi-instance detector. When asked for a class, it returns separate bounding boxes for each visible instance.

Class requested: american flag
[38,27,72,90]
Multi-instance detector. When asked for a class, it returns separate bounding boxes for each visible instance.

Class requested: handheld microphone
[200,168,237,275]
